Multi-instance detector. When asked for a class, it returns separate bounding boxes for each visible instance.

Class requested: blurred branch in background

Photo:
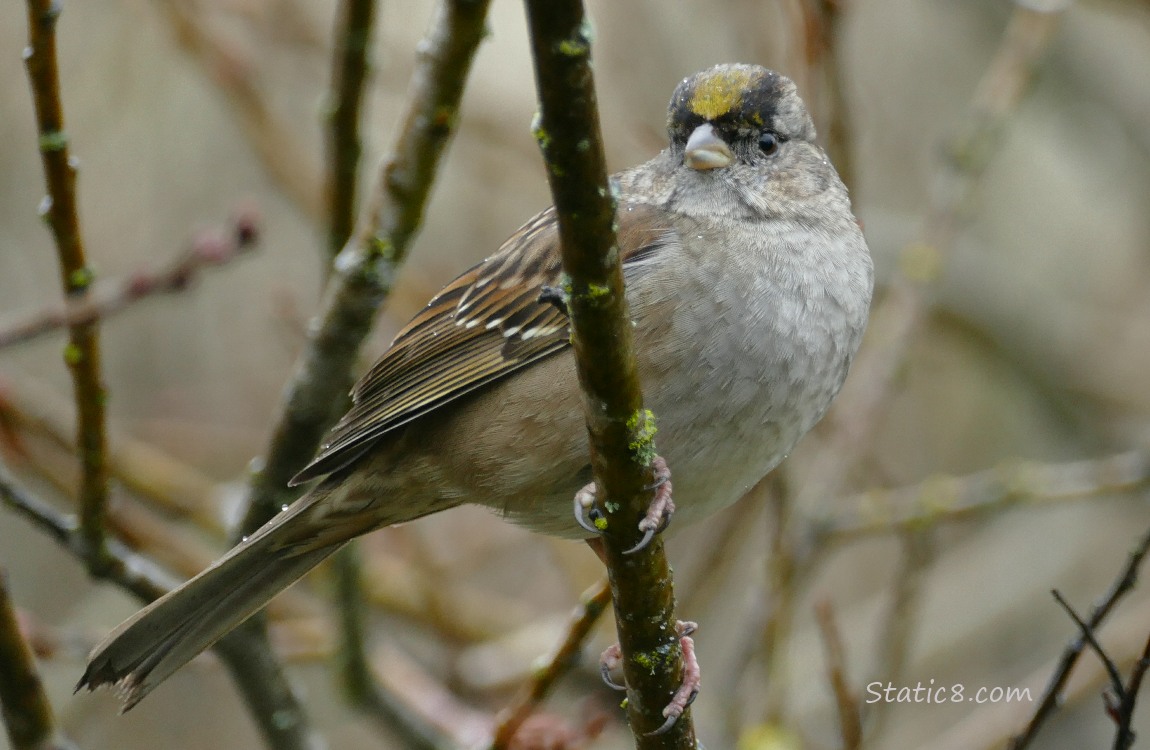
[324,0,377,263]
[23,0,111,573]
[788,0,856,194]
[0,571,76,750]
[822,449,1150,539]
[743,0,1072,741]
[814,600,862,750]
[2,0,1149,748]
[0,210,259,351]
[491,578,612,748]
[156,0,324,219]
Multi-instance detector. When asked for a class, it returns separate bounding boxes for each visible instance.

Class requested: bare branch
[212,0,493,744]
[821,451,1150,540]
[0,572,77,750]
[491,578,612,748]
[236,0,492,539]
[795,3,1067,522]
[1113,632,1150,750]
[1010,522,1150,749]
[814,600,862,750]
[23,0,111,571]
[325,0,378,261]
[0,210,259,350]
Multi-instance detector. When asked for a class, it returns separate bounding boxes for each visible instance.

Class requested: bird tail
[77,491,344,710]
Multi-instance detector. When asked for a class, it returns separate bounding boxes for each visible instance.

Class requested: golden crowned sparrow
[80,63,873,708]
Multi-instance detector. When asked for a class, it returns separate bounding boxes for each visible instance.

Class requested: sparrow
[79,63,873,709]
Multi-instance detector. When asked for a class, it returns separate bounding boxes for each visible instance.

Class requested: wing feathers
[291,203,677,485]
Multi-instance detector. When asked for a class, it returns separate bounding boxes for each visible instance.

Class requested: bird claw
[572,456,674,553]
[599,643,626,691]
[599,621,701,735]
[574,483,602,534]
[625,456,674,554]
[645,620,700,736]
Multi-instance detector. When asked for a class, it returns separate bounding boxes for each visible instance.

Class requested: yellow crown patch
[688,68,760,120]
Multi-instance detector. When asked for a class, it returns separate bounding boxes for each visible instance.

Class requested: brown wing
[290,202,676,484]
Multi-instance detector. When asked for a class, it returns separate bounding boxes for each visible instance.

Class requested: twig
[23,0,111,571]
[792,0,856,193]
[864,530,934,740]
[931,593,1150,750]
[0,571,76,750]
[325,0,378,261]
[0,462,322,750]
[0,377,226,536]
[0,461,175,606]
[0,210,260,350]
[214,0,491,745]
[523,2,695,745]
[1113,633,1150,750]
[795,2,1066,524]
[236,0,492,539]
[331,545,443,750]
[757,475,802,726]
[1051,590,1127,704]
[157,0,324,219]
[820,450,1150,540]
[490,578,612,749]
[1009,522,1150,749]
[371,642,495,749]
[814,600,863,750]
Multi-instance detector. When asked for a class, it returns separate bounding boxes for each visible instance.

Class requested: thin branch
[332,545,444,750]
[0,461,175,606]
[794,3,1067,523]
[0,377,226,536]
[1009,522,1150,749]
[0,571,76,750]
[157,0,324,219]
[213,0,492,744]
[490,578,612,749]
[23,0,111,571]
[0,210,260,350]
[864,530,934,740]
[1051,590,1127,704]
[0,463,322,750]
[792,0,857,193]
[814,600,862,750]
[1113,632,1150,750]
[236,0,492,539]
[325,0,378,262]
[523,2,695,745]
[820,450,1150,540]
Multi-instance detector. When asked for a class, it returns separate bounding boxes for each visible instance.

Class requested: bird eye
[758,132,781,155]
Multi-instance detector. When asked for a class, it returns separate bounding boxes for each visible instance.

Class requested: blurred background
[1,0,1149,748]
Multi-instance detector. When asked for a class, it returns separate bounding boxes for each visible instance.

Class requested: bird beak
[684,124,734,171]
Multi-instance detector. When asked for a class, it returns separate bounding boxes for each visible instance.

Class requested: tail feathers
[78,531,339,710]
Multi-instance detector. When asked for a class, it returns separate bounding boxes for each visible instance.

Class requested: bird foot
[572,456,673,554]
[598,620,700,736]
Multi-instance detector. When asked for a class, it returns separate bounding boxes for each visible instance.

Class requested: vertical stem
[326,0,378,262]
[24,0,110,570]
[523,2,695,745]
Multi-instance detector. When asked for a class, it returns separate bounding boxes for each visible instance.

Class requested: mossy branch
[523,2,696,745]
